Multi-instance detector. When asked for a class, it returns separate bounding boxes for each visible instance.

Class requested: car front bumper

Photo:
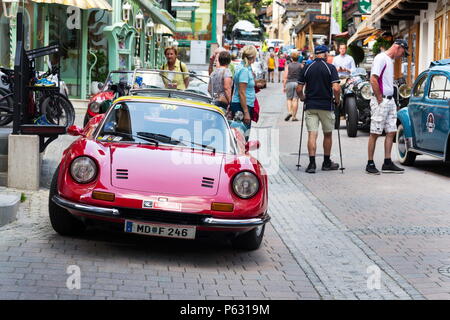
[52,195,270,228]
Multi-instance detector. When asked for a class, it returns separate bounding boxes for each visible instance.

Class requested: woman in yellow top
[161,46,190,90]
[267,52,276,83]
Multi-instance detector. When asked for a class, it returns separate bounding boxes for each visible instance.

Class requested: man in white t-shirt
[366,39,409,175]
[333,43,356,78]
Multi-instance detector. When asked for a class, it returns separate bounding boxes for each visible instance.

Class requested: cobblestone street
[1,82,449,300]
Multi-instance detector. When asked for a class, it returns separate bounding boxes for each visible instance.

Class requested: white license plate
[124,220,196,239]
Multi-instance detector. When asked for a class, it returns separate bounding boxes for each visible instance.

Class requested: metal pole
[296,105,305,170]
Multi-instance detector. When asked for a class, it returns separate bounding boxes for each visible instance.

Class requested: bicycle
[0,66,75,128]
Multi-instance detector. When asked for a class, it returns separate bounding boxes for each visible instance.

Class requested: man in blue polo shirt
[296,45,342,174]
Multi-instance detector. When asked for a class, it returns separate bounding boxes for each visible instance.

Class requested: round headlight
[399,84,411,99]
[70,157,97,184]
[232,172,260,199]
[89,102,100,113]
[360,83,372,100]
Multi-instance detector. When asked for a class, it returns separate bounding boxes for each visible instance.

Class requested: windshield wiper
[136,132,215,153]
[102,131,159,146]
[188,72,208,85]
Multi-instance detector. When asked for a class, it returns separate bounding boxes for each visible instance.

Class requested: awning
[139,0,176,32]
[155,23,173,36]
[31,0,112,10]
[347,20,379,45]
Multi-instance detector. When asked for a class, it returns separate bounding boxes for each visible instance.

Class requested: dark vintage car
[396,59,450,165]
[340,68,411,137]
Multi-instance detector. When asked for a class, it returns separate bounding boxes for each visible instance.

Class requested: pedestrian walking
[277,53,286,83]
[333,43,356,78]
[208,51,233,113]
[296,45,341,174]
[161,46,189,90]
[267,52,276,83]
[366,39,409,175]
[283,51,302,121]
[230,45,258,141]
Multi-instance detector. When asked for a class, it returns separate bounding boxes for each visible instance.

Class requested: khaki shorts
[370,97,397,135]
[305,109,335,133]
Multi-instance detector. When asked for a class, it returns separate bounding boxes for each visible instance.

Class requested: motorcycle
[339,68,372,137]
[339,68,411,137]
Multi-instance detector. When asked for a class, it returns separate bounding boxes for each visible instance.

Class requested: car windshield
[103,71,134,91]
[130,69,211,98]
[98,101,234,154]
[351,68,367,77]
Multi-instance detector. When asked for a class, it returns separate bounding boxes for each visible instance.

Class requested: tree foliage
[347,45,365,66]
[225,0,261,39]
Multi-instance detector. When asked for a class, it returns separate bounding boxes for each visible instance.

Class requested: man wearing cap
[296,45,341,173]
[366,39,409,175]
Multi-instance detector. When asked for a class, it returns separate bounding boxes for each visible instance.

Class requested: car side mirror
[67,125,85,137]
[245,140,260,152]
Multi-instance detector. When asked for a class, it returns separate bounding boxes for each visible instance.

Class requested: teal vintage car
[396,59,450,165]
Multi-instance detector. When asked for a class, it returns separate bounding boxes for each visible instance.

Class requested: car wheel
[48,166,86,236]
[345,96,358,137]
[396,123,417,166]
[231,224,265,251]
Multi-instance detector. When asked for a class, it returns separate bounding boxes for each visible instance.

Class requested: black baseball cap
[394,39,409,57]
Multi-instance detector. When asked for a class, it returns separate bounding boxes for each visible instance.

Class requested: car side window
[413,74,428,97]
[428,74,450,100]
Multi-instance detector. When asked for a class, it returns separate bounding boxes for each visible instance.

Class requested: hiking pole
[296,104,305,170]
[335,101,345,174]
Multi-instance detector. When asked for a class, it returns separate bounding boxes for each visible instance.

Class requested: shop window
[48,5,82,97]
[413,74,428,98]
[428,75,450,100]
[446,11,450,58]
[434,15,444,61]
[0,15,11,67]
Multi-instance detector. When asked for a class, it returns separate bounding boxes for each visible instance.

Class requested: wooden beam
[381,19,399,26]
[399,2,428,10]
[384,14,416,21]
[407,0,436,3]
[391,8,420,16]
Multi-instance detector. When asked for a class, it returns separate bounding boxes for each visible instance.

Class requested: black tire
[40,94,75,127]
[231,224,265,251]
[345,96,358,137]
[49,166,86,236]
[396,123,417,166]
[0,89,13,126]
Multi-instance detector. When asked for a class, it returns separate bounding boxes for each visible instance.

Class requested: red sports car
[50,96,270,250]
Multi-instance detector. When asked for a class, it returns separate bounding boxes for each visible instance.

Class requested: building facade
[349,0,450,86]
[0,0,177,99]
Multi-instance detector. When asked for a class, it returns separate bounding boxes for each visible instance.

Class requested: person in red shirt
[277,53,287,83]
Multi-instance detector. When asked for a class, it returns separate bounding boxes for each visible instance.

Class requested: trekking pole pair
[296,102,345,173]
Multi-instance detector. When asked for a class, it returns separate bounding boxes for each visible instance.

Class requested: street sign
[358,0,371,14]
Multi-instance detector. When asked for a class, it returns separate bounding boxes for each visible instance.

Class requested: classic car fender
[397,107,414,138]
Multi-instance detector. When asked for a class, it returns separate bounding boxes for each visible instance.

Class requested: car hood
[109,145,224,196]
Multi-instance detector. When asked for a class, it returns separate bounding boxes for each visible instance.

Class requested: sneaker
[322,161,339,171]
[366,163,380,175]
[285,114,292,121]
[306,162,316,174]
[35,78,56,87]
[382,162,405,174]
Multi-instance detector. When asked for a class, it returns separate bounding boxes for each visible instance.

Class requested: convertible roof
[113,96,225,114]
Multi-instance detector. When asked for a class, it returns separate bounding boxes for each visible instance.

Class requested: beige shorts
[305,109,335,133]
[370,97,397,135]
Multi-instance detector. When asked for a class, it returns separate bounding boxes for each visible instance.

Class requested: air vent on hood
[201,177,214,188]
[116,169,128,179]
